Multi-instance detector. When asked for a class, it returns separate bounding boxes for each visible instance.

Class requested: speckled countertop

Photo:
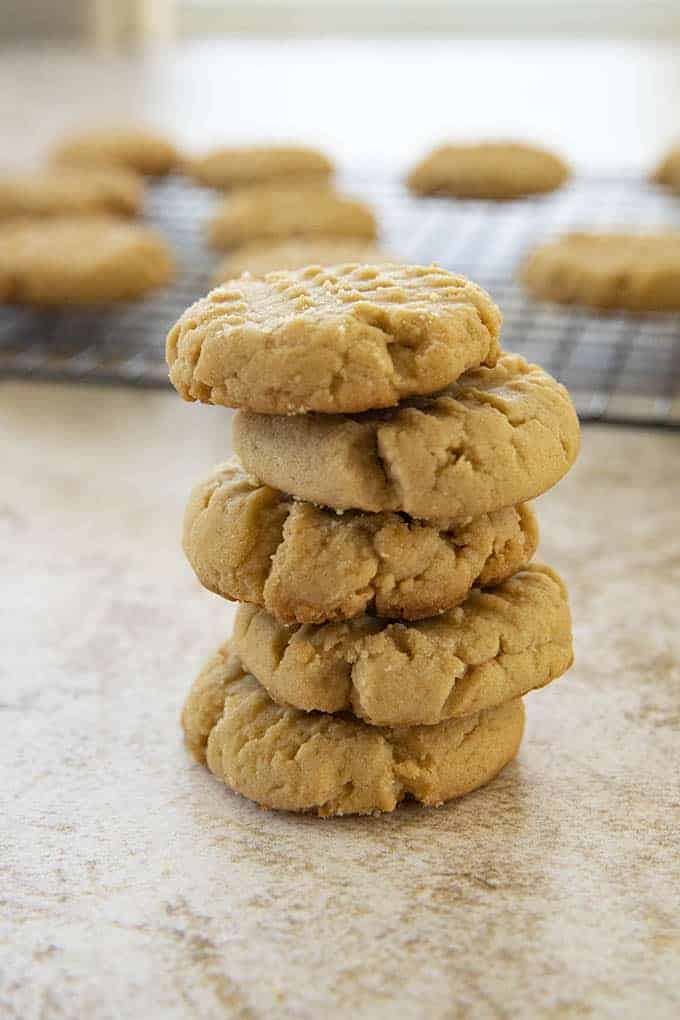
[2,379,679,1019]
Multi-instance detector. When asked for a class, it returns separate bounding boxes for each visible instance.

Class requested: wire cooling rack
[1,171,679,426]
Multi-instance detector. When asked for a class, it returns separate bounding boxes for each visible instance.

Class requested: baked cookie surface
[234,353,580,524]
[522,231,680,311]
[207,184,377,249]
[652,146,680,194]
[0,167,143,219]
[167,263,501,414]
[50,126,178,176]
[182,644,525,816]
[233,564,572,727]
[407,142,569,199]
[211,237,394,284]
[183,460,539,624]
[0,216,174,305]
[186,145,333,190]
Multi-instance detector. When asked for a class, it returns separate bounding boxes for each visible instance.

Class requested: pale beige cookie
[651,146,680,194]
[522,232,680,311]
[233,564,572,727]
[186,145,333,190]
[207,184,377,250]
[0,167,143,220]
[50,126,178,176]
[234,353,580,526]
[182,643,525,816]
[0,216,174,306]
[167,263,501,415]
[211,238,396,284]
[407,142,569,199]
[184,460,539,624]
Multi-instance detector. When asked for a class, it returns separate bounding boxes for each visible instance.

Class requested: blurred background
[2,0,680,172]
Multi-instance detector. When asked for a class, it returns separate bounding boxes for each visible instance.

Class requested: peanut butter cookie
[50,126,178,176]
[651,146,680,194]
[233,565,571,727]
[182,644,525,816]
[407,142,569,199]
[0,216,174,305]
[0,167,143,219]
[167,263,501,414]
[211,237,395,284]
[184,460,538,624]
[186,144,333,190]
[522,231,680,311]
[207,184,377,250]
[234,353,579,525]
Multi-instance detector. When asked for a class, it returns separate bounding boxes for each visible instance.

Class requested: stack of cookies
[168,262,580,817]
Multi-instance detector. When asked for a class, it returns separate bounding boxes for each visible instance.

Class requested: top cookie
[50,126,178,176]
[234,353,580,525]
[0,167,143,220]
[186,145,333,190]
[167,263,502,414]
[521,232,680,311]
[407,142,569,199]
[207,184,377,250]
[651,146,680,194]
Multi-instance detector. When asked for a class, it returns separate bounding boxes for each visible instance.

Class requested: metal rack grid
[1,172,679,426]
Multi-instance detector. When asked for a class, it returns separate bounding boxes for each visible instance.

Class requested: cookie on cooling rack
[0,167,143,220]
[182,643,525,816]
[50,126,178,176]
[207,183,377,250]
[407,142,570,199]
[0,216,174,306]
[521,231,680,311]
[211,237,396,284]
[651,146,680,195]
[167,263,501,414]
[186,144,333,191]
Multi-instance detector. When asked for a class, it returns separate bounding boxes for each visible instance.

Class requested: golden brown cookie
[50,126,178,176]
[407,142,569,199]
[167,263,501,415]
[211,238,396,284]
[184,460,539,624]
[233,564,572,727]
[651,146,680,194]
[186,145,333,190]
[0,167,143,219]
[182,643,525,816]
[234,353,580,526]
[521,232,680,311]
[0,216,174,306]
[207,184,377,250]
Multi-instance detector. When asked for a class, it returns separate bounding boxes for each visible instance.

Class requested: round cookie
[407,142,569,199]
[234,353,580,526]
[233,564,572,727]
[182,643,525,816]
[0,167,143,220]
[521,232,680,312]
[211,237,396,284]
[651,146,680,194]
[186,145,333,191]
[50,126,178,176]
[207,185,377,250]
[167,263,501,415]
[183,460,539,624]
[0,216,174,306]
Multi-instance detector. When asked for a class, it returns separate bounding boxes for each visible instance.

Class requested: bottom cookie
[182,644,525,817]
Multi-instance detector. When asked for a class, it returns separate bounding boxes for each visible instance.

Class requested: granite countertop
[2,380,679,1019]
